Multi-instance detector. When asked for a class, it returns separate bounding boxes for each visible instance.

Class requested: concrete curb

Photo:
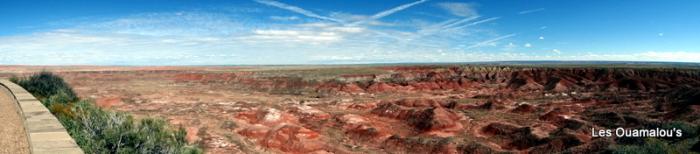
[0,80,83,154]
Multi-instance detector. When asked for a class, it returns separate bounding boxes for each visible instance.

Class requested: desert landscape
[3,0,700,153]
[2,63,699,153]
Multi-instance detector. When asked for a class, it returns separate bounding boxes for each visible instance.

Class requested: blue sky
[0,0,699,65]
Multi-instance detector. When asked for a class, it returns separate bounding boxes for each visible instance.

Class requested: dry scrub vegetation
[11,72,202,154]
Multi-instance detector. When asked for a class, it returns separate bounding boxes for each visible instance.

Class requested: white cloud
[10,3,694,65]
[254,0,344,23]
[466,33,516,49]
[329,12,368,21]
[0,29,243,65]
[410,16,480,40]
[637,51,700,61]
[502,42,517,51]
[658,33,664,37]
[83,12,245,36]
[327,26,365,33]
[448,17,500,31]
[552,49,561,54]
[329,12,395,26]
[253,29,300,35]
[441,16,480,29]
[539,36,544,40]
[348,0,428,26]
[244,29,342,44]
[437,2,479,17]
[518,8,545,15]
[543,51,700,62]
[270,16,299,21]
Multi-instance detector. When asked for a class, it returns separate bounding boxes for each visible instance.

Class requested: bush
[44,89,76,106]
[61,101,201,153]
[642,121,699,141]
[11,71,78,101]
[13,72,202,154]
[611,138,697,154]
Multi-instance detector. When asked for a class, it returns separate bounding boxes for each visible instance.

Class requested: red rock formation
[480,122,547,150]
[258,125,325,153]
[371,100,464,135]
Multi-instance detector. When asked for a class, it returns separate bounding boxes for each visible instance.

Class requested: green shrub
[660,121,698,140]
[11,71,78,101]
[381,77,409,86]
[612,137,699,154]
[44,89,76,106]
[643,121,699,141]
[61,101,201,154]
[13,72,202,154]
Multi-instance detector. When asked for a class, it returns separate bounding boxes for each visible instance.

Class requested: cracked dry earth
[0,84,30,154]
[4,65,700,153]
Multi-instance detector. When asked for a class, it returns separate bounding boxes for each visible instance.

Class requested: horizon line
[2,60,700,67]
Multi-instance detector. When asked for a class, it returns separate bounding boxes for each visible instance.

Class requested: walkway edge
[0,80,83,154]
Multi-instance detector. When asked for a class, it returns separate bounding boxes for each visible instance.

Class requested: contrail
[467,17,500,26]
[407,16,483,41]
[450,17,500,30]
[254,0,344,23]
[441,16,480,29]
[518,8,545,15]
[349,0,428,26]
[413,17,474,38]
[416,18,458,34]
[465,33,516,49]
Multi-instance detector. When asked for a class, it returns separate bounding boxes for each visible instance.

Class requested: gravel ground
[0,86,30,154]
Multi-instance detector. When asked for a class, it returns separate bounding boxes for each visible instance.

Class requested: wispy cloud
[466,33,517,49]
[556,51,700,62]
[467,17,501,26]
[437,2,479,17]
[328,12,395,26]
[254,0,425,44]
[10,2,676,65]
[270,15,300,21]
[348,0,428,26]
[637,51,700,61]
[412,16,479,39]
[441,16,480,29]
[551,49,561,54]
[82,12,245,36]
[448,17,500,31]
[502,42,517,51]
[240,23,368,45]
[0,29,242,65]
[254,0,344,23]
[248,30,340,43]
[518,8,545,15]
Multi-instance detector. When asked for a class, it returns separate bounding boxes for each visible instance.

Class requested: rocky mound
[371,100,465,134]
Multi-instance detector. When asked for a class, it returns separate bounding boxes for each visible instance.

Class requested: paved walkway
[0,85,30,154]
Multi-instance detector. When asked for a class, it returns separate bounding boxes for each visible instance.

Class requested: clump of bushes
[611,138,698,154]
[610,121,700,153]
[381,77,410,86]
[11,71,78,101]
[12,72,201,154]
